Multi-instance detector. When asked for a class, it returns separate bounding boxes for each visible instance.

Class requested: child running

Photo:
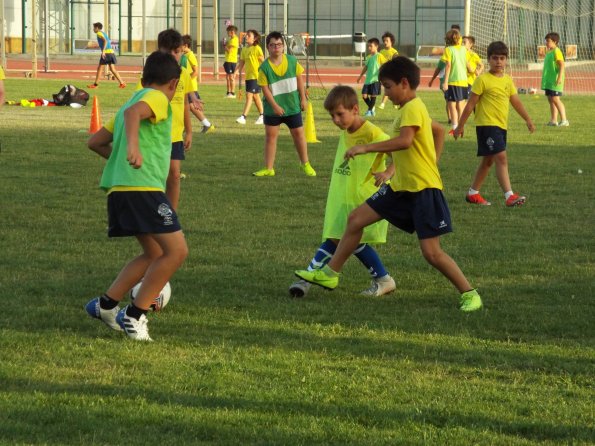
[85,51,188,341]
[542,32,569,126]
[87,22,126,89]
[296,56,483,312]
[377,32,399,110]
[289,85,395,298]
[454,41,535,207]
[235,29,265,125]
[356,38,388,117]
[253,31,316,177]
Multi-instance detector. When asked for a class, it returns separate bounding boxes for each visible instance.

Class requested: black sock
[126,303,148,320]
[369,97,377,110]
[99,294,119,310]
[363,97,371,108]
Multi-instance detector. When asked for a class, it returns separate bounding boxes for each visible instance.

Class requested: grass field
[0,78,593,445]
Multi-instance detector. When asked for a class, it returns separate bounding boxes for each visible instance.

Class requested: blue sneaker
[85,297,123,332]
[116,306,153,341]
[364,110,373,117]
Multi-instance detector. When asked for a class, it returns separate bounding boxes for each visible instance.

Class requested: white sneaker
[85,297,123,332]
[255,115,264,125]
[289,279,312,298]
[559,120,570,127]
[360,275,396,297]
[377,102,385,110]
[236,115,247,124]
[116,306,153,341]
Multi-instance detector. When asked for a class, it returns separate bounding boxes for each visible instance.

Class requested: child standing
[542,32,568,126]
[253,31,316,178]
[224,25,239,98]
[181,34,215,133]
[454,41,535,207]
[441,29,468,133]
[289,85,395,298]
[87,22,126,89]
[296,56,482,312]
[85,51,188,341]
[463,35,484,97]
[357,38,387,117]
[235,29,265,125]
[377,32,399,110]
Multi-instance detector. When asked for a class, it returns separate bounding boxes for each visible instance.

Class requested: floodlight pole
[44,0,49,72]
[141,0,146,65]
[264,0,269,37]
[464,0,471,36]
[213,0,219,80]
[104,0,109,79]
[283,0,288,35]
[31,0,38,78]
[197,0,202,83]
[0,0,6,69]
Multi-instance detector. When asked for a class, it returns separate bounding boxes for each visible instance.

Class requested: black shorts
[107,191,181,237]
[445,85,468,102]
[366,185,452,240]
[223,62,237,74]
[362,82,381,96]
[476,126,507,156]
[100,53,117,65]
[245,79,261,94]
[263,112,303,129]
[544,89,563,97]
[171,141,185,161]
[187,91,201,103]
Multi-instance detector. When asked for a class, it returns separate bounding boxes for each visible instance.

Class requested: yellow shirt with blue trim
[466,50,481,86]
[241,45,265,80]
[472,72,516,130]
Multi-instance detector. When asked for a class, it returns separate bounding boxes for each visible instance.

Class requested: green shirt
[259,54,301,117]
[364,53,387,85]
[541,47,564,91]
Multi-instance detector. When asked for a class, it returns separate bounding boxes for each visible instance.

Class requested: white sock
[452,124,458,130]
[201,119,211,127]
[504,191,514,199]
[468,188,479,195]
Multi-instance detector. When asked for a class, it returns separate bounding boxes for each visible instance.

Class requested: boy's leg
[108,64,125,85]
[289,239,337,297]
[241,92,254,117]
[470,155,494,192]
[89,65,102,87]
[166,159,182,211]
[354,244,395,297]
[548,96,558,123]
[493,151,512,193]
[253,94,264,115]
[263,124,280,169]
[419,237,472,293]
[288,126,309,164]
[552,96,567,122]
[447,101,458,127]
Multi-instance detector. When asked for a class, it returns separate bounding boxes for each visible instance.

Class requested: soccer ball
[528,87,537,95]
[130,281,171,311]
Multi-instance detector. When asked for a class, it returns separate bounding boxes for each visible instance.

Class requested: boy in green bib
[541,32,568,126]
[85,51,188,341]
[289,86,395,298]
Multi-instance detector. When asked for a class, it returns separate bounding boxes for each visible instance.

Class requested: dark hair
[451,24,461,31]
[93,22,103,30]
[266,31,284,46]
[158,28,183,52]
[247,29,261,46]
[182,34,193,47]
[323,85,359,112]
[545,32,560,44]
[142,51,181,86]
[463,35,475,45]
[379,56,420,90]
[381,32,395,45]
[367,38,380,47]
[227,25,238,33]
[445,29,460,46]
[487,40,509,58]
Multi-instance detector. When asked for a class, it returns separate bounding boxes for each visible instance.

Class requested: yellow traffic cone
[304,101,320,143]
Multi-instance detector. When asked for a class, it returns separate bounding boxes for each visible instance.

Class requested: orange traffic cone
[88,96,102,134]
[304,101,320,143]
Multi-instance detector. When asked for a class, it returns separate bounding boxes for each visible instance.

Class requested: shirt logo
[486,137,495,151]
[334,159,351,176]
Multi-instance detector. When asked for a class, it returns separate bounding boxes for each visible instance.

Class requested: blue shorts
[362,82,381,96]
[263,112,303,129]
[171,141,185,161]
[476,126,507,156]
[544,89,563,97]
[107,191,181,237]
[100,53,117,65]
[366,185,453,240]
[445,85,468,102]
[223,62,237,74]
[245,79,261,94]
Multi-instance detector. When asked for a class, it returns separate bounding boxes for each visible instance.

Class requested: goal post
[468,0,595,94]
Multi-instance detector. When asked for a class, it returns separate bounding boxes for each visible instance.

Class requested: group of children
[83,24,569,341]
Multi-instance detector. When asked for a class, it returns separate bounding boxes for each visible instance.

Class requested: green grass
[0,78,593,445]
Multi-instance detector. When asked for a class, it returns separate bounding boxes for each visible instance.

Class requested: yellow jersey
[472,72,516,130]
[225,35,239,63]
[240,45,265,80]
[467,50,481,87]
[0,67,5,80]
[380,47,398,61]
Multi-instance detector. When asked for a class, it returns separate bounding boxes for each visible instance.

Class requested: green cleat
[301,161,317,177]
[295,266,339,290]
[459,289,483,312]
[252,168,275,177]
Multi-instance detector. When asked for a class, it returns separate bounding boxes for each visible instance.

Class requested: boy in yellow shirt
[296,56,483,312]
[463,35,484,97]
[377,32,399,110]
[235,29,265,125]
[224,25,239,98]
[454,41,535,207]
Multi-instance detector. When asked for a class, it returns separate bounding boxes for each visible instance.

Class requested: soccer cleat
[201,124,216,134]
[255,115,264,125]
[288,279,312,298]
[236,115,247,125]
[377,102,385,110]
[116,306,153,341]
[364,110,373,117]
[226,93,236,99]
[360,275,396,297]
[301,162,317,177]
[85,297,123,332]
[558,120,569,127]
[546,121,558,126]
[505,193,526,207]
[459,289,483,312]
[466,193,491,206]
[87,84,98,89]
[295,266,339,291]
[252,168,275,177]
[118,83,127,89]
[448,129,455,136]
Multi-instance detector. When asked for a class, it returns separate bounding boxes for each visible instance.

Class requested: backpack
[53,85,90,106]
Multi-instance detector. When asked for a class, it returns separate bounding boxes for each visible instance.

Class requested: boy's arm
[453,93,480,139]
[235,59,245,76]
[183,102,193,150]
[98,35,107,58]
[476,59,484,76]
[510,94,536,133]
[373,161,395,187]
[431,120,445,161]
[442,61,451,91]
[261,84,284,116]
[297,73,307,111]
[357,65,367,83]
[428,66,441,87]
[345,126,417,159]
[88,127,113,159]
[124,101,155,168]
[556,57,565,85]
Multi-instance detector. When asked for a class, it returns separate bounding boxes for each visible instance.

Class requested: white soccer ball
[528,87,537,95]
[130,281,171,311]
